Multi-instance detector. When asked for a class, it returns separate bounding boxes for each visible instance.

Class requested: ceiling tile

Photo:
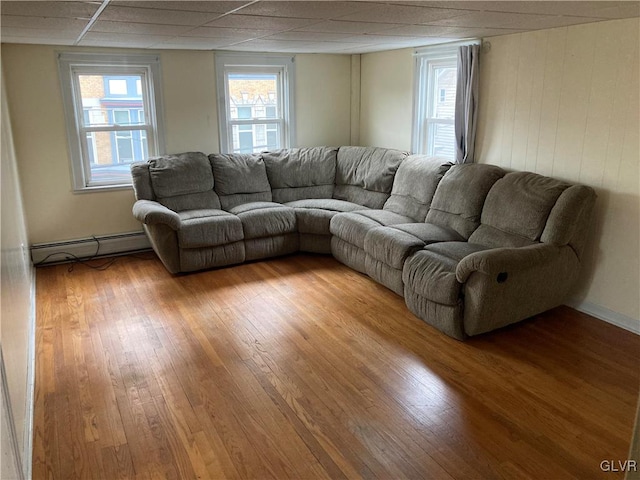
[265,30,357,41]
[219,39,317,52]
[348,34,444,45]
[430,1,637,17]
[205,13,321,30]
[0,35,75,46]
[99,5,223,26]
[79,32,175,48]
[234,1,373,19]
[1,1,638,54]
[370,24,465,37]
[90,20,195,36]
[418,0,640,18]
[0,1,99,19]
[424,26,526,38]
[181,26,273,39]
[334,4,470,24]
[0,15,87,32]
[153,36,239,49]
[111,1,250,13]
[428,11,557,28]
[506,15,605,30]
[1,26,78,45]
[295,20,405,34]
[338,43,408,53]
[589,2,640,19]
[2,26,77,39]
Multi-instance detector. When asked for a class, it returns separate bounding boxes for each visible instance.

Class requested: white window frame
[215,53,295,154]
[58,52,165,192]
[412,40,479,158]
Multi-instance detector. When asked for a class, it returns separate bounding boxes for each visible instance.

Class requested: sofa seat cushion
[286,198,366,212]
[365,223,464,269]
[229,202,297,239]
[330,210,414,249]
[286,199,369,235]
[403,242,490,305]
[177,209,243,249]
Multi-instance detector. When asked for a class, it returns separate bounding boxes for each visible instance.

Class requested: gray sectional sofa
[131,146,596,340]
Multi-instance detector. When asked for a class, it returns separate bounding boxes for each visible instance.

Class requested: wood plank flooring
[33,253,639,479]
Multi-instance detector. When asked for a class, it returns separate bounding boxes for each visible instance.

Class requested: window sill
[72,183,133,194]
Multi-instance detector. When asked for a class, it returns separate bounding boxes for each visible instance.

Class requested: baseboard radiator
[30,231,151,265]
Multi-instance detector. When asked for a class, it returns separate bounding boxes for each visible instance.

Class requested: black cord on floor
[34,235,118,272]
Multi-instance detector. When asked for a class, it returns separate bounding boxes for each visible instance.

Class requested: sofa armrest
[132,200,181,230]
[456,243,566,283]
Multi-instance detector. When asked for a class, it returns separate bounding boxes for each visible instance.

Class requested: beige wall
[1,44,352,244]
[357,18,639,324]
[476,18,639,322]
[295,54,352,147]
[162,50,220,154]
[360,47,413,151]
[1,62,34,479]
[2,44,153,244]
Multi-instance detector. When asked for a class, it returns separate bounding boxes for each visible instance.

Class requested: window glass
[216,54,295,154]
[415,56,457,159]
[237,106,252,119]
[58,53,164,190]
[412,43,475,160]
[108,79,127,95]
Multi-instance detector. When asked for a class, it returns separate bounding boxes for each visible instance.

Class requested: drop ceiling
[1,1,639,54]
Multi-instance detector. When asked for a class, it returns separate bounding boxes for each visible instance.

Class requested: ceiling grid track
[74,0,111,46]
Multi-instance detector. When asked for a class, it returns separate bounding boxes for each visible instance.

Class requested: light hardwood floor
[33,254,639,479]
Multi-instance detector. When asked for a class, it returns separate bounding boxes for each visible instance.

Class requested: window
[58,53,165,191]
[413,41,478,160]
[216,54,295,154]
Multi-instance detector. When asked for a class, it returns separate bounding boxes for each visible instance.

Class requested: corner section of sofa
[402,170,596,339]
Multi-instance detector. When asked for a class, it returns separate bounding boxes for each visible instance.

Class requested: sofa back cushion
[541,184,596,259]
[468,171,569,248]
[148,152,221,212]
[263,147,337,203]
[383,155,451,222]
[209,153,273,210]
[131,161,155,201]
[333,146,407,209]
[426,163,505,239]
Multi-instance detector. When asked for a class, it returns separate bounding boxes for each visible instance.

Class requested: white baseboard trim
[22,264,36,480]
[1,346,24,480]
[567,300,640,335]
[31,231,151,265]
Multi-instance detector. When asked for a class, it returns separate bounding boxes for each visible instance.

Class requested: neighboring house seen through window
[216,54,295,154]
[58,53,164,191]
